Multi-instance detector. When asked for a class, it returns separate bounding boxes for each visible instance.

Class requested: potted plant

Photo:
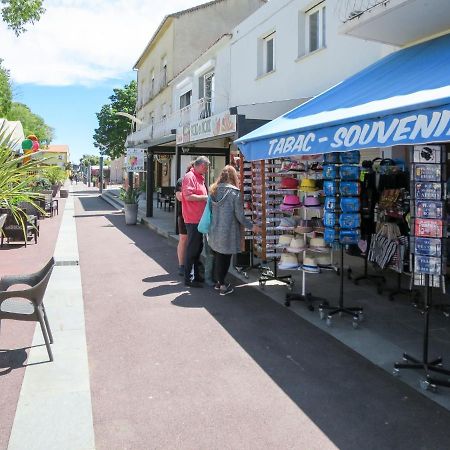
[44,166,67,197]
[120,186,140,225]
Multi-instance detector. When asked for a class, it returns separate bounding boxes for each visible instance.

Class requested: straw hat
[277,235,293,248]
[278,253,300,270]
[301,256,320,273]
[287,237,306,253]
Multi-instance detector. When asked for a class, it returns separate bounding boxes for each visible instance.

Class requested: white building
[229,0,394,122]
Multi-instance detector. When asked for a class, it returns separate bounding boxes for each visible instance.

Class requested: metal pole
[99,156,104,193]
[88,164,91,187]
[146,150,154,217]
[175,146,182,234]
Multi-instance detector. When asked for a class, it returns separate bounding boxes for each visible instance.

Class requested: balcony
[338,0,450,46]
[126,98,216,147]
[136,69,169,111]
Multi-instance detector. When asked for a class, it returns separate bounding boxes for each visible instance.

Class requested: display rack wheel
[307,304,315,312]
[336,268,340,276]
[392,368,400,377]
[352,319,359,329]
[326,317,332,327]
[319,309,326,320]
[420,379,436,392]
[287,284,293,292]
[259,281,266,289]
[358,313,365,323]
[284,300,291,307]
[243,272,249,279]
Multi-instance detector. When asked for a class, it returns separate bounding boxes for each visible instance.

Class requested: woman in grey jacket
[208,165,257,296]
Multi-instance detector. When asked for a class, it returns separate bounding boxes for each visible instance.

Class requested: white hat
[316,254,332,266]
[276,217,297,230]
[309,237,327,251]
[287,237,306,253]
[277,235,293,248]
[301,256,320,273]
[278,253,300,270]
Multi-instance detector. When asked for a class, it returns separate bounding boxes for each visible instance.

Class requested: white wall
[229,0,395,115]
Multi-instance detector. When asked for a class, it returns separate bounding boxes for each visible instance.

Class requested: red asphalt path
[0,199,66,450]
[75,191,450,450]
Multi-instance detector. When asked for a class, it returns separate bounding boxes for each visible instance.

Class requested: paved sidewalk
[5,188,95,450]
[0,198,66,450]
[74,191,450,450]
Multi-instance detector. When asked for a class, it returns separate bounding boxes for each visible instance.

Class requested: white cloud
[0,0,204,86]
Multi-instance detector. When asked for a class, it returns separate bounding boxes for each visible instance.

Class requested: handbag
[198,197,212,234]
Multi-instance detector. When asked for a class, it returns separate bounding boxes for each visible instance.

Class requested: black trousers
[214,252,232,285]
[184,224,204,281]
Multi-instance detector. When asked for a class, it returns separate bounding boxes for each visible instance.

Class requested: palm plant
[0,124,44,236]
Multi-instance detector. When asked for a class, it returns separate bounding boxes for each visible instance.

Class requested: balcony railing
[127,97,219,145]
[136,68,169,110]
[337,0,388,23]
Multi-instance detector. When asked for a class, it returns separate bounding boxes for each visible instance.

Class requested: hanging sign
[176,111,237,144]
[126,148,145,172]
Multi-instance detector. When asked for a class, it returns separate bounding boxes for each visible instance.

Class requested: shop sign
[176,111,237,144]
[238,105,450,161]
[126,148,145,172]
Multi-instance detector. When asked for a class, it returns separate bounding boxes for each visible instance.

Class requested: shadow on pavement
[0,345,49,376]
[100,203,450,450]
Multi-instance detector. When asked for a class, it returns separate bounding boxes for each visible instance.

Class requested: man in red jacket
[182,156,210,287]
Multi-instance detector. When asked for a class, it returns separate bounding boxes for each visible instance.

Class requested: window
[199,72,214,118]
[257,31,276,76]
[179,90,192,109]
[161,58,167,89]
[306,3,326,53]
[151,70,155,97]
[264,33,275,73]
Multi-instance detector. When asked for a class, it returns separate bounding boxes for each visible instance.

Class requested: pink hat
[280,195,302,211]
[304,196,321,207]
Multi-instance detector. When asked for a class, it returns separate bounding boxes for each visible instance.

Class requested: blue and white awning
[236,33,450,161]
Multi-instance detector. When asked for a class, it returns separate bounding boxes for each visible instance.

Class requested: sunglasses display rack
[393,144,450,391]
[251,159,294,290]
[319,151,364,328]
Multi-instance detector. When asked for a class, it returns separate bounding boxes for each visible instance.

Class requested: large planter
[59,189,69,198]
[124,203,138,225]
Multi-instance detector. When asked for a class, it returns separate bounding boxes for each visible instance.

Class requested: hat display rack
[251,159,294,289]
[234,155,260,278]
[319,151,364,328]
[393,144,450,391]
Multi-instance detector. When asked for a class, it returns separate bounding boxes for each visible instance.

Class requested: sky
[0,0,207,163]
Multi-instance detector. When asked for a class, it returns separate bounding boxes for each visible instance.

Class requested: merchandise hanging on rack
[394,144,450,391]
[319,150,364,328]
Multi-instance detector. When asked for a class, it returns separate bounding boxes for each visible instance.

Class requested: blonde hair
[210,165,239,196]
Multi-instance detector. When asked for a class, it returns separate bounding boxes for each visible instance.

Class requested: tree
[1,0,45,36]
[79,154,100,167]
[0,59,12,117]
[93,80,137,160]
[6,102,53,143]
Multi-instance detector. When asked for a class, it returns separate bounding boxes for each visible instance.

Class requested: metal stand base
[319,246,363,328]
[258,263,292,289]
[354,256,385,293]
[394,280,450,391]
[394,353,450,390]
[285,293,327,311]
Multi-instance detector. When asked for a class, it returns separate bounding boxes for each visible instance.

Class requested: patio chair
[0,258,55,361]
[0,209,39,247]
[0,214,6,235]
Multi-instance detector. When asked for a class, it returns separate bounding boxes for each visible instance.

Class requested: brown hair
[209,165,239,196]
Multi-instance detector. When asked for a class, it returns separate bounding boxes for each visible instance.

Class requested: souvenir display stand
[319,151,364,328]
[284,202,328,311]
[236,156,258,278]
[394,145,450,390]
[250,160,293,289]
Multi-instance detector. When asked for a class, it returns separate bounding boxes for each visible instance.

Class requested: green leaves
[6,102,53,143]
[1,0,45,36]
[0,59,12,117]
[93,80,137,160]
[0,122,45,236]
[119,186,140,205]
